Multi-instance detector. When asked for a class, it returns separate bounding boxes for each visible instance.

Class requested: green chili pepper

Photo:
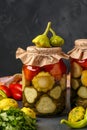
[60,108,87,129]
[32,22,51,47]
[50,28,64,47]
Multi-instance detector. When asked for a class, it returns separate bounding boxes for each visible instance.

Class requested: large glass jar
[68,39,87,109]
[16,46,68,116]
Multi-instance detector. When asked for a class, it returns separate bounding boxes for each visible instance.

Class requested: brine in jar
[22,59,67,116]
[16,46,68,116]
[68,39,87,109]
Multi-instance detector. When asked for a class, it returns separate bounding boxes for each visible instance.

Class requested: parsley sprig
[0,107,37,130]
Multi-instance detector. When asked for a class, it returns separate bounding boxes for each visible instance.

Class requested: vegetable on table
[21,107,36,119]
[60,106,87,128]
[9,83,22,100]
[32,71,55,92]
[0,107,37,130]
[0,98,18,110]
[68,106,85,122]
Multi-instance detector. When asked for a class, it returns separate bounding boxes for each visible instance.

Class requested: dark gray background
[0,0,87,76]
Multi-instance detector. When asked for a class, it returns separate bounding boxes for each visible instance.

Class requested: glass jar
[16,46,68,116]
[68,39,87,109]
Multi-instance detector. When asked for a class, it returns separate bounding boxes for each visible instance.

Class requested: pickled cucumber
[71,62,82,78]
[32,71,55,92]
[71,78,80,90]
[76,97,87,108]
[49,86,62,99]
[24,87,37,103]
[36,95,56,114]
[77,86,87,98]
[59,74,66,90]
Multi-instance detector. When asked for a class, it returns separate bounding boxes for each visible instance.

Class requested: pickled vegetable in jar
[68,39,87,109]
[16,46,68,116]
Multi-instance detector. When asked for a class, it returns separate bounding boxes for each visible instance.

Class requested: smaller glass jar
[16,46,68,116]
[68,39,87,109]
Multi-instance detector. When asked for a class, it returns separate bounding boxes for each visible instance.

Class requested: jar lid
[68,39,87,60]
[27,46,62,54]
[75,39,87,47]
[16,46,68,66]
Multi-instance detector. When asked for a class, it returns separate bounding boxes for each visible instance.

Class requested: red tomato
[43,59,67,80]
[0,85,11,97]
[9,83,22,93]
[23,65,40,81]
[9,83,22,100]
[12,92,22,100]
[50,62,62,80]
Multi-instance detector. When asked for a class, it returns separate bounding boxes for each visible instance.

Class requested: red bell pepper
[74,59,87,68]
[9,83,22,100]
[23,65,40,81]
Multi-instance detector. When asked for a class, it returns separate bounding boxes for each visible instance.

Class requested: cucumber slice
[71,62,82,78]
[49,86,62,99]
[32,71,55,92]
[36,95,56,114]
[71,78,80,90]
[24,87,37,104]
[77,86,87,98]
[59,74,66,90]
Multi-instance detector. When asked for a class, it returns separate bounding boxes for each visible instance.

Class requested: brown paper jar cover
[16,46,68,66]
[68,39,87,59]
